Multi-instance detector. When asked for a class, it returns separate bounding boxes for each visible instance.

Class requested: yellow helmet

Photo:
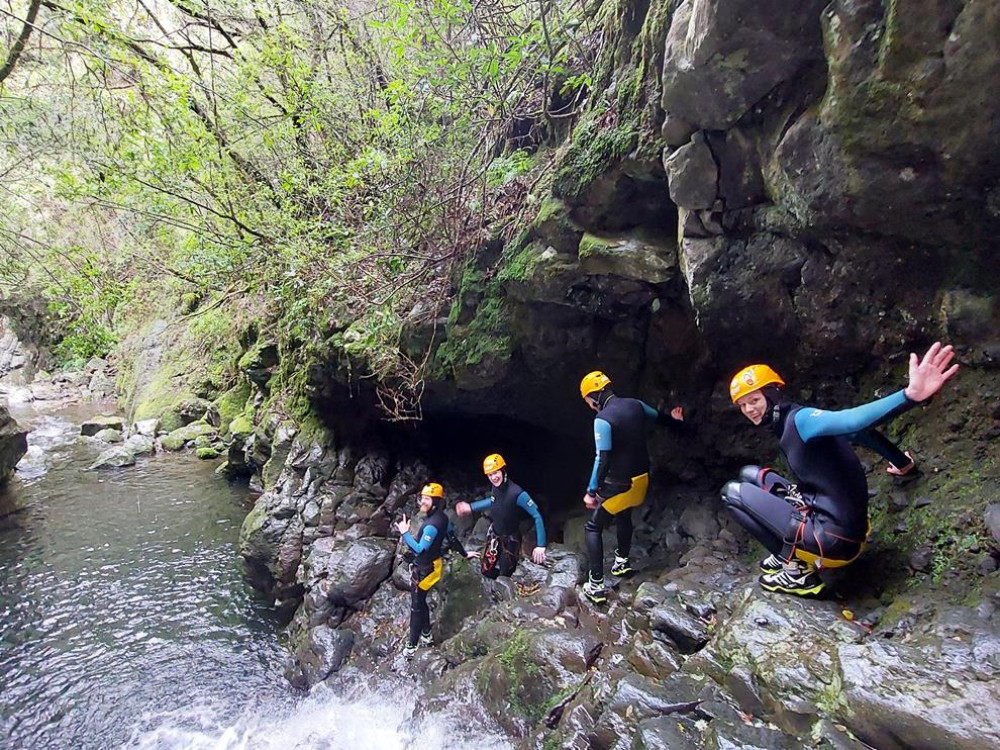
[580,370,611,399]
[483,453,506,474]
[729,364,785,403]
[420,482,445,498]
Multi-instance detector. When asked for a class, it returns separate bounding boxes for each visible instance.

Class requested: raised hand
[904,342,959,403]
[395,514,410,534]
[670,406,684,421]
[455,501,472,517]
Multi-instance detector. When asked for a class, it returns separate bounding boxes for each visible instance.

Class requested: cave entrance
[385,413,594,540]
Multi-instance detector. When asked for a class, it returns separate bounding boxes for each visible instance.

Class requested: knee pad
[739,465,763,485]
[584,518,602,535]
[721,480,743,508]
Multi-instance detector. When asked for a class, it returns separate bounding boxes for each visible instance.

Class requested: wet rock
[840,640,1000,749]
[285,625,354,690]
[87,369,116,400]
[664,133,718,210]
[909,546,934,573]
[678,503,721,541]
[627,630,682,680]
[577,231,677,284]
[123,434,154,456]
[81,416,125,436]
[133,418,160,437]
[304,537,394,607]
[661,0,826,130]
[607,672,704,721]
[649,600,710,653]
[92,428,123,443]
[634,714,702,749]
[162,420,217,450]
[985,504,1000,546]
[195,447,221,460]
[703,710,799,749]
[1,405,28,486]
[87,446,136,470]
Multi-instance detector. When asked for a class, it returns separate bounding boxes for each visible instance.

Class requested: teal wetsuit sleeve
[795,390,911,442]
[588,418,612,492]
[516,491,546,547]
[470,497,493,512]
[639,400,659,420]
[403,524,438,554]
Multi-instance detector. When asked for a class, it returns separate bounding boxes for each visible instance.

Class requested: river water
[0,405,509,749]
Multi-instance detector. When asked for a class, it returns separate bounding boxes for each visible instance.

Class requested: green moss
[195,446,221,460]
[551,110,638,202]
[433,296,513,374]
[229,415,253,437]
[215,381,252,436]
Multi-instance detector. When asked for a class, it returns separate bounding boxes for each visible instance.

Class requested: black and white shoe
[582,576,608,604]
[759,561,825,597]
[759,553,785,575]
[402,641,418,658]
[418,631,434,648]
[611,552,632,577]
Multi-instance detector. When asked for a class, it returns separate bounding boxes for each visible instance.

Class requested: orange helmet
[580,371,611,399]
[729,364,785,403]
[482,454,506,474]
[420,482,445,498]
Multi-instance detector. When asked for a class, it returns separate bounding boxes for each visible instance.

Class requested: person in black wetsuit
[395,482,478,657]
[578,371,687,604]
[722,342,958,596]
[455,453,547,578]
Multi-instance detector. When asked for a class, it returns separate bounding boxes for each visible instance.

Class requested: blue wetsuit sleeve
[402,524,438,554]
[470,497,493,512]
[639,400,659,420]
[795,390,912,442]
[588,418,612,493]
[516,491,547,547]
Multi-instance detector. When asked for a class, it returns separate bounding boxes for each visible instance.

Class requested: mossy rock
[161,433,186,452]
[195,447,222,460]
[228,415,254,438]
[215,381,252,436]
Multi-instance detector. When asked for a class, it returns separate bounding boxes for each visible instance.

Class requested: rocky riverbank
[237,416,1000,748]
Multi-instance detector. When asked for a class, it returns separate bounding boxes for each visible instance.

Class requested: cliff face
[413,0,1000,432]
[234,1,1000,745]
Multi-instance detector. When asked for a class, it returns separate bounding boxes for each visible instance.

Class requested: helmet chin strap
[759,386,785,427]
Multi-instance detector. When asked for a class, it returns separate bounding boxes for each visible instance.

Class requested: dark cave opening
[383,412,595,539]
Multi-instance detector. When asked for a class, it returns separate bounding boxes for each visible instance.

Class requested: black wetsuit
[402,508,465,646]
[585,393,687,579]
[722,390,913,565]
[470,477,546,579]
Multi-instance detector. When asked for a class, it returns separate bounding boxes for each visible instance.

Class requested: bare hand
[456,501,472,517]
[670,406,684,421]
[583,493,599,510]
[903,342,959,402]
[532,547,547,564]
[886,451,916,476]
[466,550,481,560]
[395,514,410,534]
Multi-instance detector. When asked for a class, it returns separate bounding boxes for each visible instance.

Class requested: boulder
[664,133,718,210]
[87,446,136,470]
[0,405,28,486]
[285,625,354,690]
[92,429,123,443]
[81,416,125,436]
[304,537,394,607]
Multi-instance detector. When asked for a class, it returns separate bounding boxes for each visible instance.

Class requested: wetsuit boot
[418,630,433,648]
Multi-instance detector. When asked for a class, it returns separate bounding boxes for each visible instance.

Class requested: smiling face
[736,390,769,425]
[418,494,435,513]
[487,469,504,487]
